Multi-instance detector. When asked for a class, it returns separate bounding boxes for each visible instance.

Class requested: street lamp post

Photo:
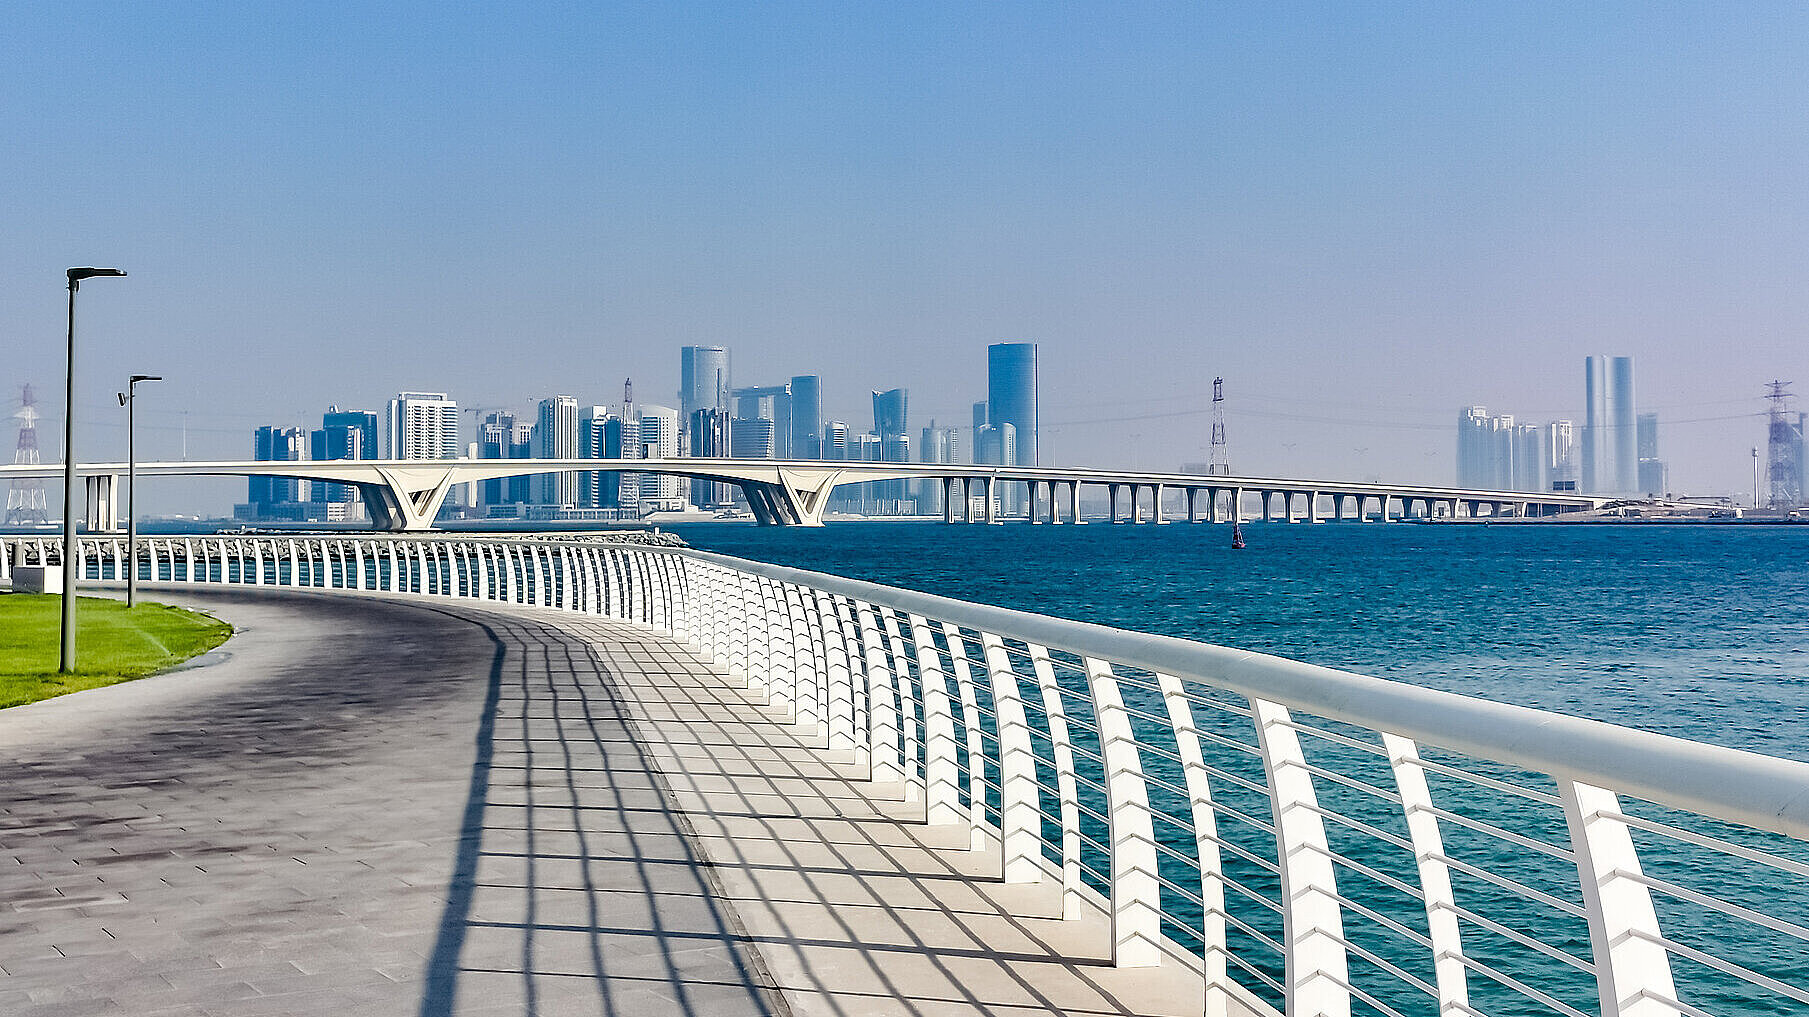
[119,374,162,608]
[60,267,127,675]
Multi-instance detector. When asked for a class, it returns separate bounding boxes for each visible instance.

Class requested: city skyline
[3,6,1805,515]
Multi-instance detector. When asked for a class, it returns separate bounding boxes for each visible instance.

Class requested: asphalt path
[0,589,778,1017]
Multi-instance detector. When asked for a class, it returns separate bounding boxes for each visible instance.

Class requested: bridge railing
[9,534,1808,1017]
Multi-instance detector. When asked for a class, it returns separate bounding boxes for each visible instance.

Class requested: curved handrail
[663,544,1809,840]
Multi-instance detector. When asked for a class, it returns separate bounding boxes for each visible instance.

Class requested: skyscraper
[688,406,732,507]
[637,405,682,509]
[315,407,377,506]
[385,392,460,460]
[578,405,614,509]
[1637,412,1668,495]
[872,389,908,442]
[478,411,534,508]
[251,425,308,510]
[534,395,579,506]
[679,347,731,421]
[789,375,822,459]
[1583,356,1636,494]
[988,342,1039,467]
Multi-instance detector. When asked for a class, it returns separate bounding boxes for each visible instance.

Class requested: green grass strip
[0,594,233,709]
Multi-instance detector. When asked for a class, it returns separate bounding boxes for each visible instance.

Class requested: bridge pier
[82,473,120,533]
[1152,484,1166,524]
[1186,487,1200,523]
[1027,480,1041,524]
[1307,492,1319,524]
[1107,484,1121,523]
[1067,481,1083,524]
[1130,485,1144,524]
[983,477,997,524]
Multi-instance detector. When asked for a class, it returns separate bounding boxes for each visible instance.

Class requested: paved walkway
[0,590,1210,1016]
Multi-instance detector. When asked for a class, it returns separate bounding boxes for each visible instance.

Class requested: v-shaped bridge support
[739,468,844,526]
[357,467,460,531]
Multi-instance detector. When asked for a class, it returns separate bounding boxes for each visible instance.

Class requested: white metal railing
[10,533,1808,1017]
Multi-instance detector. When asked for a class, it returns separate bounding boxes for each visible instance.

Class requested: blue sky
[3,4,1804,513]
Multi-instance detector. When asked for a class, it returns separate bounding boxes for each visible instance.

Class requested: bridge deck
[0,591,1212,1016]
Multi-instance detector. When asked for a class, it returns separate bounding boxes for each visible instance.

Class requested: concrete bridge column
[1107,483,1121,523]
[1307,492,1319,523]
[1232,487,1244,523]
[1027,480,1041,524]
[1130,485,1144,524]
[1067,481,1083,524]
[1379,495,1393,522]
[1186,488,1200,523]
[983,477,997,524]
[942,479,955,524]
[1152,484,1166,524]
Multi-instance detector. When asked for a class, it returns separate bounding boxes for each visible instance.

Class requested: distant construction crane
[1766,380,1802,508]
[5,384,50,524]
[1207,377,1231,476]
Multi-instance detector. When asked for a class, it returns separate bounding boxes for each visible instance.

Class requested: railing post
[744,572,772,698]
[1028,643,1084,917]
[789,584,823,738]
[1383,734,1470,1017]
[1562,779,1680,1017]
[820,591,857,755]
[882,610,925,804]
[1157,673,1230,1015]
[764,579,797,718]
[832,596,871,776]
[1084,657,1161,967]
[909,614,959,825]
[1252,697,1351,1017]
[725,568,750,683]
[857,602,902,788]
[939,622,989,850]
[982,632,1042,882]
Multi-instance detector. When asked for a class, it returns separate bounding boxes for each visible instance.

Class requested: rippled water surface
[672,520,1809,760]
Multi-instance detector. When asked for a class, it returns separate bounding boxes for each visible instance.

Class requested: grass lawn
[0,594,233,709]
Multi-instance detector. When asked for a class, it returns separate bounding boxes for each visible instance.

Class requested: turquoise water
[673,520,1809,1015]
[672,520,1809,761]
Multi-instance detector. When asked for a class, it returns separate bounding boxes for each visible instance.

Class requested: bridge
[0,458,1603,531]
[2,533,1805,1016]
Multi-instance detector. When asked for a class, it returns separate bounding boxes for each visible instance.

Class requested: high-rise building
[732,384,792,458]
[250,426,308,510]
[385,392,460,460]
[1545,421,1577,491]
[313,407,377,506]
[478,411,534,507]
[679,347,731,421]
[919,421,958,514]
[821,420,849,460]
[689,406,732,507]
[977,422,1016,470]
[637,405,683,509]
[308,425,361,506]
[731,417,776,459]
[602,412,640,511]
[1456,407,1494,488]
[789,375,821,459]
[988,342,1039,467]
[578,405,614,509]
[1636,412,1669,496]
[534,395,579,506]
[1583,356,1636,494]
[872,389,908,441]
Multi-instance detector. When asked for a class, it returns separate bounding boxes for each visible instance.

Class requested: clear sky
[3,3,1804,515]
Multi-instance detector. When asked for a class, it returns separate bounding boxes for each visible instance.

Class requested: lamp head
[129,374,162,384]
[67,267,126,290]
